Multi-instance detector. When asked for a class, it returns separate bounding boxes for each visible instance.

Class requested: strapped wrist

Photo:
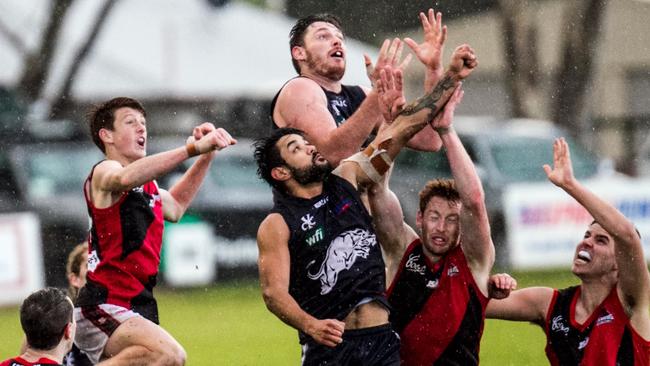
[185,141,200,157]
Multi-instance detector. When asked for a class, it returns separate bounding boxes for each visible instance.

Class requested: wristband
[185,141,199,157]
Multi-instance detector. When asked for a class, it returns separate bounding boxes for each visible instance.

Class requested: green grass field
[0,269,579,365]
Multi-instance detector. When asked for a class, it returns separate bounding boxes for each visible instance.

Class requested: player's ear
[416,211,424,232]
[271,166,291,182]
[99,128,113,144]
[291,46,307,63]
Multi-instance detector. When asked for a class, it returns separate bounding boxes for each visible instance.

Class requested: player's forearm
[405,125,442,152]
[375,72,459,160]
[107,147,191,192]
[563,180,637,243]
[318,91,383,166]
[424,66,444,94]
[440,128,485,209]
[167,153,214,217]
[262,289,317,335]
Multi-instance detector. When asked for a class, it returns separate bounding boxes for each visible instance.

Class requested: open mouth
[330,50,344,59]
[312,152,325,163]
[137,137,146,147]
[576,250,592,263]
[431,236,446,246]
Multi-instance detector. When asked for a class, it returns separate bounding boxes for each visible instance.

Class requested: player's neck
[21,347,64,364]
[287,180,323,200]
[578,279,615,313]
[301,71,342,93]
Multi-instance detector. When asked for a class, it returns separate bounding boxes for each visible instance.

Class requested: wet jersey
[544,286,650,365]
[271,174,388,343]
[387,240,489,366]
[0,357,61,366]
[76,164,164,323]
[269,77,372,146]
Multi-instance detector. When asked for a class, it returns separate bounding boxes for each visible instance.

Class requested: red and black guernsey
[76,165,164,323]
[544,285,650,365]
[387,240,489,366]
[0,357,61,366]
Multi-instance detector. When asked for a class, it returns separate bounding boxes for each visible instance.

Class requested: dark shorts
[301,323,400,366]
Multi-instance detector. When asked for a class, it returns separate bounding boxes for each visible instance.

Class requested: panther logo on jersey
[306,228,376,294]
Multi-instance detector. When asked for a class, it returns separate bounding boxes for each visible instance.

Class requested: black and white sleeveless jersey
[269,77,371,146]
[271,175,388,337]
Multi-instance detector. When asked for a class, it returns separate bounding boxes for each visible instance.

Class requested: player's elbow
[261,285,282,311]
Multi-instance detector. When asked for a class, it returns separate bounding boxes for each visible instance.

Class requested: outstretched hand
[404,9,447,75]
[488,273,518,300]
[448,44,478,81]
[365,38,412,88]
[377,67,406,123]
[543,137,576,189]
[429,84,463,132]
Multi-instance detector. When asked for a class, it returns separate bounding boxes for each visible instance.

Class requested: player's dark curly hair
[289,13,343,74]
[419,179,460,213]
[253,128,304,192]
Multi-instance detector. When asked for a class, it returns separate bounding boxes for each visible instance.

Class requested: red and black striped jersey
[0,357,61,366]
[76,164,164,323]
[387,240,489,365]
[545,285,650,365]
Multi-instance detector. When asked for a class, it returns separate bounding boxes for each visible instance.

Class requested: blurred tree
[498,0,607,138]
[0,0,120,120]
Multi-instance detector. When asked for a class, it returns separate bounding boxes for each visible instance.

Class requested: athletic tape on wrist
[185,141,199,157]
[342,139,393,184]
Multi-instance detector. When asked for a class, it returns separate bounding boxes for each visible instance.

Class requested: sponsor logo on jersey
[596,312,614,326]
[305,227,324,246]
[405,253,426,275]
[301,213,316,231]
[149,193,160,208]
[334,198,352,216]
[314,196,329,209]
[578,336,590,350]
[426,279,439,289]
[307,228,376,294]
[330,97,348,117]
[447,264,459,277]
[551,315,570,335]
[88,250,100,272]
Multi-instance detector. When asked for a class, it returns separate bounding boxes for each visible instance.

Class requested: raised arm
[433,86,494,295]
[91,124,234,209]
[367,175,419,284]
[404,8,447,93]
[336,44,477,190]
[257,214,345,348]
[543,138,650,336]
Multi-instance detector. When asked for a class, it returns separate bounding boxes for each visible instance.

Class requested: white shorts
[74,304,140,364]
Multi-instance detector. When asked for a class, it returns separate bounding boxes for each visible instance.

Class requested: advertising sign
[503,177,650,269]
[0,213,44,306]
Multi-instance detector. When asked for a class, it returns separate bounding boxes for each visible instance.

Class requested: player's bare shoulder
[278,77,327,105]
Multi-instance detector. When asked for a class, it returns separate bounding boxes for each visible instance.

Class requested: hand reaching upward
[543,137,576,189]
[404,9,447,81]
[365,38,412,88]
[448,44,478,81]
